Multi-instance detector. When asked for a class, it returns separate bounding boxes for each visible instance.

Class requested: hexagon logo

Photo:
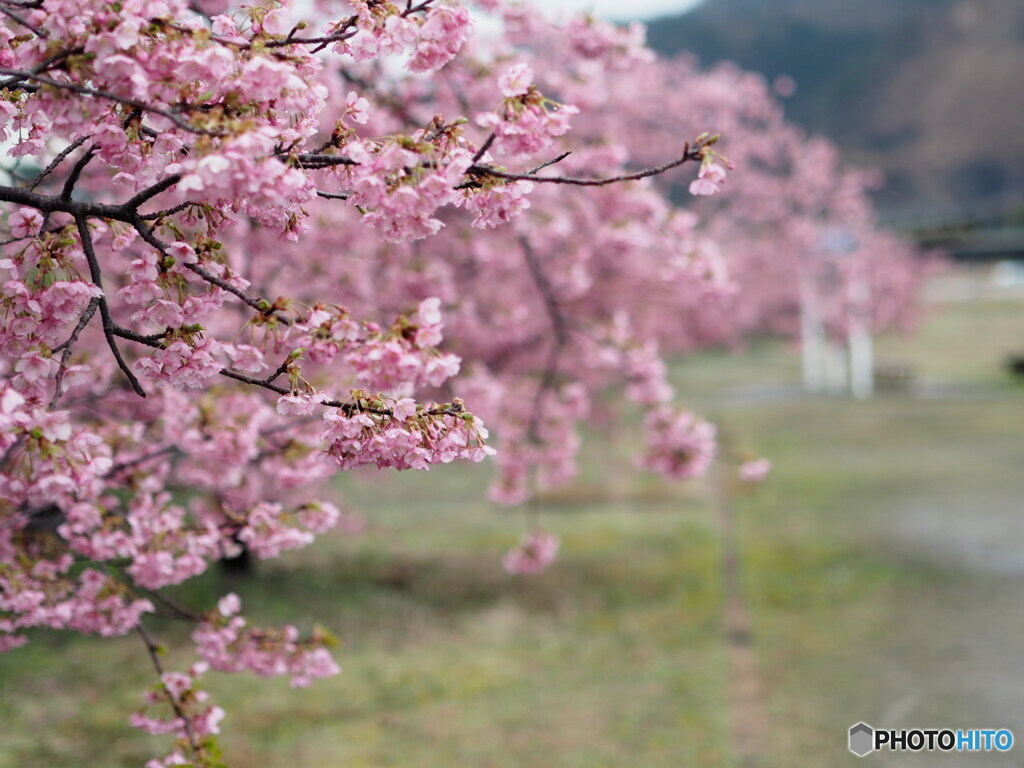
[849,722,875,757]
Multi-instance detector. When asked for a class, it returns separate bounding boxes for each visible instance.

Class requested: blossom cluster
[321,400,495,471]
[0,385,111,507]
[236,500,340,559]
[639,407,718,481]
[0,560,154,649]
[192,594,339,688]
[502,529,561,575]
[336,0,471,73]
[344,298,463,393]
[478,63,580,157]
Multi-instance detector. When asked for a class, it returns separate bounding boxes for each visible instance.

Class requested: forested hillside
[647,0,1024,213]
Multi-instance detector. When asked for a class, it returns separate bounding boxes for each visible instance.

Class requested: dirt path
[872,491,1024,767]
[708,382,1024,767]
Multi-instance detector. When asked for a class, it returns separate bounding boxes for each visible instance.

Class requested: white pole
[847,275,874,400]
[799,270,826,393]
[825,340,849,395]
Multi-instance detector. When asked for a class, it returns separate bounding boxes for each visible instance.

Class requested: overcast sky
[549,0,703,21]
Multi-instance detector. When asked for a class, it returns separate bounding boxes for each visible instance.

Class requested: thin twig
[0,3,45,36]
[27,136,88,191]
[135,624,202,765]
[49,296,99,407]
[264,357,292,384]
[187,263,284,318]
[138,587,203,622]
[140,201,195,220]
[525,151,572,175]
[463,147,702,189]
[106,445,180,477]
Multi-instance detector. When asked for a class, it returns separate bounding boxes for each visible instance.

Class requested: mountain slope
[646,0,1024,214]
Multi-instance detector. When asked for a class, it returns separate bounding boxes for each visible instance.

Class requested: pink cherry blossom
[9,208,43,239]
[499,62,534,98]
[640,407,717,481]
[502,529,561,575]
[689,161,728,196]
[739,458,772,484]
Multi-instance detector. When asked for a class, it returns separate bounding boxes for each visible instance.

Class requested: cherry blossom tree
[0,0,922,764]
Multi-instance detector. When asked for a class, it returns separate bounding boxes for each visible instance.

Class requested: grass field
[3,288,1024,768]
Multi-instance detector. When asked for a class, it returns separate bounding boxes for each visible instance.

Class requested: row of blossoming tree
[0,0,925,764]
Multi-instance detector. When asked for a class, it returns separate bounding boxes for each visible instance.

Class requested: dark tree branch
[0,3,45,36]
[290,153,358,169]
[111,325,166,347]
[471,132,496,163]
[75,217,147,397]
[464,146,702,188]
[60,145,96,201]
[125,174,183,209]
[0,47,80,91]
[0,68,218,135]
[138,586,203,622]
[219,367,295,397]
[520,236,569,442]
[131,219,296,326]
[193,18,359,51]
[0,184,140,222]
[217,368,466,419]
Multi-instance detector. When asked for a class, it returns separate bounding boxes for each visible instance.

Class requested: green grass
[3,294,1023,767]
